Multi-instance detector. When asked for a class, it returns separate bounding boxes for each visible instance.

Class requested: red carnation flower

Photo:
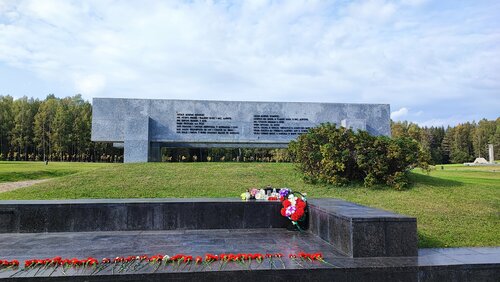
[290,208,304,221]
[170,255,181,261]
[312,253,323,260]
[88,259,98,266]
[183,256,193,263]
[205,254,218,261]
[280,208,287,217]
[251,254,263,260]
[296,200,306,209]
[139,255,148,261]
[294,208,304,218]
[282,199,291,208]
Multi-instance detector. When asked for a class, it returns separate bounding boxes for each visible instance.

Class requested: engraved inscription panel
[253,114,312,135]
[176,113,239,135]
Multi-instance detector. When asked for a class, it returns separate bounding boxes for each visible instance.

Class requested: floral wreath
[278,188,307,230]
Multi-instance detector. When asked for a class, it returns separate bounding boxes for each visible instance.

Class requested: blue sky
[0,0,499,126]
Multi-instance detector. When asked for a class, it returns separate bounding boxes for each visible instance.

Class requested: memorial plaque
[91,98,390,162]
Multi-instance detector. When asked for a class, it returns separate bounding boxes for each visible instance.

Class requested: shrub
[289,123,429,190]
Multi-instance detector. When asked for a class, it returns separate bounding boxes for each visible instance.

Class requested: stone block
[0,209,16,233]
[352,221,386,257]
[386,221,418,257]
[308,199,417,258]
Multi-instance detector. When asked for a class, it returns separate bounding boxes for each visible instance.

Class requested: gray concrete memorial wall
[91,98,391,163]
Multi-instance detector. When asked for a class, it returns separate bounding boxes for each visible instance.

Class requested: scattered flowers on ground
[4,252,329,277]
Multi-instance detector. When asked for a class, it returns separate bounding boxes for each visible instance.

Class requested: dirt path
[0,179,50,193]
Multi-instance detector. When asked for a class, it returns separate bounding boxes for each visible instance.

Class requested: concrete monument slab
[91,98,391,162]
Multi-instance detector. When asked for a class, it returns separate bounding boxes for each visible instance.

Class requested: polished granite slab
[0,229,498,281]
[308,199,417,257]
[0,199,288,233]
[0,198,248,205]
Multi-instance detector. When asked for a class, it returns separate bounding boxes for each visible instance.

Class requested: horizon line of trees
[0,95,498,164]
[391,119,499,164]
[0,94,121,162]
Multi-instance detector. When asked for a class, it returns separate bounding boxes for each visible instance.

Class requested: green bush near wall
[289,123,430,190]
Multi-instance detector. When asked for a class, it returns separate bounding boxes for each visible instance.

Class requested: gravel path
[0,179,50,193]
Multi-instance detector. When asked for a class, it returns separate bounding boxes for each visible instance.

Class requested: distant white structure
[464,144,498,166]
[488,144,494,164]
[473,158,489,164]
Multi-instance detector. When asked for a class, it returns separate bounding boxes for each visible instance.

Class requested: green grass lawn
[0,161,109,183]
[0,161,498,248]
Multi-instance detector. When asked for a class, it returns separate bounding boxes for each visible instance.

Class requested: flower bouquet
[279,188,308,231]
[240,186,280,201]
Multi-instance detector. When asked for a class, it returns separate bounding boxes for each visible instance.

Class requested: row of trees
[0,95,121,162]
[391,119,499,164]
[159,148,291,163]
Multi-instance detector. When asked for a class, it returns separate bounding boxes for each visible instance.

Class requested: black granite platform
[0,198,417,258]
[0,198,498,281]
[0,229,498,281]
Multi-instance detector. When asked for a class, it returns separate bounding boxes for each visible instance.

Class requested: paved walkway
[0,179,49,193]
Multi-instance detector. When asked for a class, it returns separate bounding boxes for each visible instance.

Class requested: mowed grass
[0,161,498,248]
[0,161,108,183]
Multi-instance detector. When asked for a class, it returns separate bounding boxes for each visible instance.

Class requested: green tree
[51,99,72,160]
[11,97,38,160]
[450,123,475,163]
[473,119,496,159]
[72,98,92,161]
[494,118,500,160]
[428,126,445,164]
[34,97,58,161]
[0,95,14,159]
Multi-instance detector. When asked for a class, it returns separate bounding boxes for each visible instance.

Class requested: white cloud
[418,116,465,127]
[74,74,106,96]
[401,0,429,7]
[345,0,397,23]
[391,107,409,119]
[0,0,498,125]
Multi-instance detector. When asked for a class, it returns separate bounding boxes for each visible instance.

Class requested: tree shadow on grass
[0,170,78,182]
[418,231,448,248]
[409,173,463,188]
